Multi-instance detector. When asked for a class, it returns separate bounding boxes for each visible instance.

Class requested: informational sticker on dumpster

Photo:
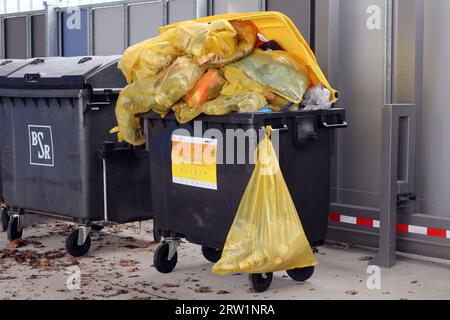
[171,135,217,190]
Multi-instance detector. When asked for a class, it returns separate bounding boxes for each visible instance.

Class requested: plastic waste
[113,56,205,145]
[169,20,237,60]
[232,49,310,103]
[173,92,267,124]
[118,32,182,83]
[212,127,317,275]
[184,69,226,109]
[220,66,290,110]
[301,85,333,111]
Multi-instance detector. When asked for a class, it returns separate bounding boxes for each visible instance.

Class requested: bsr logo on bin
[28,125,54,167]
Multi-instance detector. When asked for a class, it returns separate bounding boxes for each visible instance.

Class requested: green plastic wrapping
[232,49,311,103]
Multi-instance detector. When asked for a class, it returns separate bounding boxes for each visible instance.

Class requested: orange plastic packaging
[184,69,226,109]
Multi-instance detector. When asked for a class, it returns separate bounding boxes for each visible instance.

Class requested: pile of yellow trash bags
[112,17,334,146]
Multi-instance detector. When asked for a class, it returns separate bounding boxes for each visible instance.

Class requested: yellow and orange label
[171,135,218,190]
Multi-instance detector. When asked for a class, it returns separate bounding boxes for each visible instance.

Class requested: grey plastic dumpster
[0,59,34,233]
[0,56,152,257]
[141,108,347,291]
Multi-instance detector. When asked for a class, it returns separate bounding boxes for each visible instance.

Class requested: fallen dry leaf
[345,290,359,296]
[194,286,212,293]
[119,259,139,267]
[9,238,24,249]
[217,290,231,295]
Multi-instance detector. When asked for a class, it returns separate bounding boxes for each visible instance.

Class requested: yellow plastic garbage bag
[184,68,226,109]
[118,32,182,83]
[173,92,267,124]
[212,128,317,275]
[162,11,338,102]
[232,49,310,103]
[113,56,205,145]
[169,20,237,60]
[220,66,290,109]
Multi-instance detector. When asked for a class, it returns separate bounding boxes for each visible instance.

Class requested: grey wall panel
[393,0,416,104]
[129,2,163,44]
[93,6,124,55]
[31,14,46,57]
[266,0,310,44]
[62,8,88,57]
[416,0,450,217]
[332,0,385,208]
[316,0,330,75]
[168,0,196,24]
[5,16,27,59]
[213,0,259,14]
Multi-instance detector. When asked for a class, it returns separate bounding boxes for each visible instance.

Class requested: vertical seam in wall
[162,0,168,26]
[26,14,32,58]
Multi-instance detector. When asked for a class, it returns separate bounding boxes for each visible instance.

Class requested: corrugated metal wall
[0,0,312,58]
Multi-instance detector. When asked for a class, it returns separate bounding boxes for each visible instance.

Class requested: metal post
[310,0,316,52]
[0,18,5,59]
[162,0,168,26]
[44,1,59,56]
[196,0,208,18]
[123,3,129,48]
[384,0,394,105]
[259,0,267,12]
[88,7,94,55]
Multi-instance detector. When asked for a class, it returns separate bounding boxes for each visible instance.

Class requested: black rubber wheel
[7,216,23,241]
[286,266,315,282]
[1,207,9,232]
[153,242,178,274]
[201,246,222,263]
[65,229,91,257]
[249,273,273,293]
[91,224,104,232]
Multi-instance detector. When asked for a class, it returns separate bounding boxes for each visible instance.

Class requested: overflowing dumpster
[106,10,348,292]
[0,56,152,257]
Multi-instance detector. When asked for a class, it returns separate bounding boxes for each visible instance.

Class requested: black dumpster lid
[0,56,126,90]
[0,59,33,77]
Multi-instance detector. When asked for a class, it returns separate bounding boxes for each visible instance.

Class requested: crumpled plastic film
[113,56,205,145]
[173,92,267,124]
[169,20,237,60]
[301,84,333,111]
[232,49,310,103]
[118,31,182,83]
[153,55,206,110]
[221,66,290,110]
[212,128,317,275]
[184,69,226,109]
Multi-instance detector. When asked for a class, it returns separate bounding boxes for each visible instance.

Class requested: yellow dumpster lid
[160,11,338,102]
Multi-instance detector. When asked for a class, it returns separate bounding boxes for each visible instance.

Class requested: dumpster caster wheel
[1,207,9,232]
[65,229,91,257]
[249,273,273,293]
[7,215,23,241]
[154,242,178,274]
[286,266,315,282]
[91,224,104,232]
[201,246,222,263]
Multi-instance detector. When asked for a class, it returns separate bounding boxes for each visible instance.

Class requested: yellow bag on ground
[231,49,310,103]
[212,128,317,275]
